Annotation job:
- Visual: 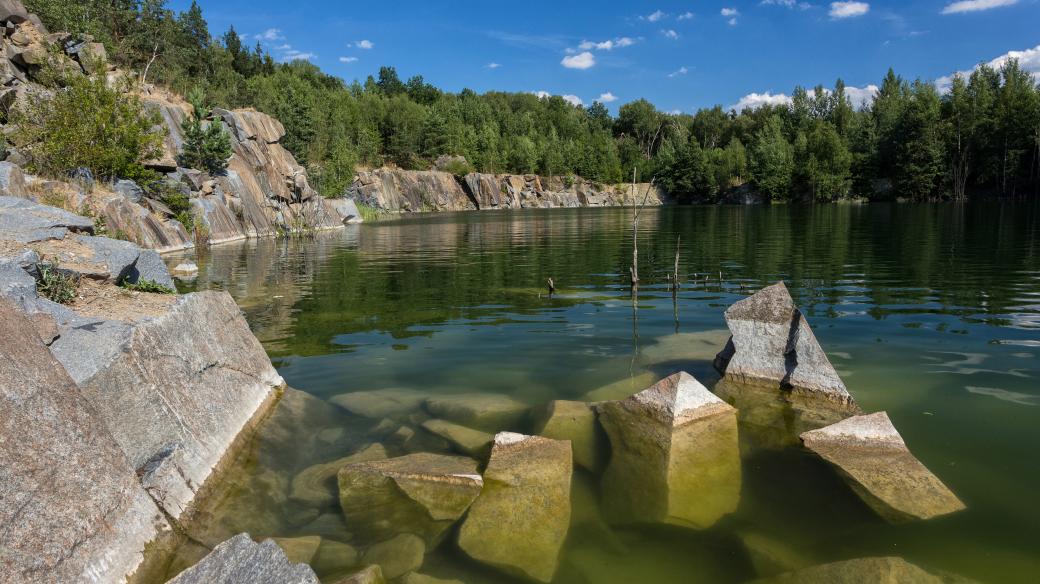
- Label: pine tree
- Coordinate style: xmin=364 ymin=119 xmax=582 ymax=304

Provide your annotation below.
xmin=178 ymin=87 xmax=232 ymax=175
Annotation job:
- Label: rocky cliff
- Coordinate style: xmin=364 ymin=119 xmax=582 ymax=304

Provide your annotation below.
xmin=0 ymin=0 xmax=360 ymax=255
xmin=0 ymin=195 xmax=286 ymax=583
xmin=350 ymin=168 xmax=668 ymax=213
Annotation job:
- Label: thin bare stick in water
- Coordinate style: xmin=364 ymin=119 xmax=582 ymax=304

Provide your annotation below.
xmin=672 ymin=235 xmax=680 ymax=292
xmin=547 ymin=277 xmax=555 ymax=296
xmin=630 ymin=170 xmax=656 ymax=288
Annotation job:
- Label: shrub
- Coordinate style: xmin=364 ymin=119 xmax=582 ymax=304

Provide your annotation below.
xmin=37 ymin=261 xmax=79 ymax=304
xmin=178 ymin=87 xmax=232 ymax=174
xmin=442 ymin=157 xmax=474 ymax=178
xmin=121 ymin=279 xmax=175 ymax=294
xmin=10 ymin=74 xmax=165 ymax=181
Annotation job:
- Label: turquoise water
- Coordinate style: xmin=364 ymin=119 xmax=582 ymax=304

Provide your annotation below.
xmin=161 ymin=204 xmax=1039 ymax=583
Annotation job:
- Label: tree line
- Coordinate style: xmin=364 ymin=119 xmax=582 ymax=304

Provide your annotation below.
xmin=24 ymin=0 xmax=1040 ymax=202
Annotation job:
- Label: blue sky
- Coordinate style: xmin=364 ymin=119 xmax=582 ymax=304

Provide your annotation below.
xmin=170 ymin=0 xmax=1040 ymax=112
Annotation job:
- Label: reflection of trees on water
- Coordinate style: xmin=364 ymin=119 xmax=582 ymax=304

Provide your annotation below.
xmin=181 ymin=203 xmax=1039 ymax=359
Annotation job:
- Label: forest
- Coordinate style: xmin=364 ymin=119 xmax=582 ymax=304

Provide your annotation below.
xmin=24 ymin=0 xmax=1040 ymax=203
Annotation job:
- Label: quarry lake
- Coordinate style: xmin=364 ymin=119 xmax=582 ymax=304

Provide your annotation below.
xmin=159 ymin=203 xmax=1039 ymax=584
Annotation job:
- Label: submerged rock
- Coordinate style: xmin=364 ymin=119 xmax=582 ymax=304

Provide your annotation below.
xmin=714 ymin=282 xmax=859 ymax=413
xmin=360 ymin=533 xmax=425 ymax=579
xmin=597 ymin=371 xmax=741 ymax=528
xmin=333 ymin=565 xmax=386 ymax=584
xmin=582 ymin=370 xmax=658 ymax=402
xmin=421 ymin=418 xmax=493 ymax=457
xmin=330 ymin=387 xmax=427 ymax=419
xmin=311 ymin=539 xmax=361 ymax=576
xmin=400 ymin=573 xmax=464 ymax=584
xmin=290 ymin=443 xmax=389 ymax=507
xmin=168 ymin=533 xmax=319 ymax=584
xmin=270 ymin=535 xmax=322 ymax=564
xmin=457 ymin=432 xmax=573 ymax=583
xmin=800 ymin=412 xmax=966 ymax=523
xmin=753 ymin=556 xmax=945 ymax=584
xmin=338 ymin=453 xmax=483 ymax=547
xmin=423 ymin=393 xmax=529 ymax=431
xmin=533 ymin=400 xmax=605 ymax=471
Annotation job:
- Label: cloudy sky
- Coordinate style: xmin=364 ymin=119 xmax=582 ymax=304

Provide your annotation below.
xmin=171 ymin=0 xmax=1039 ymax=112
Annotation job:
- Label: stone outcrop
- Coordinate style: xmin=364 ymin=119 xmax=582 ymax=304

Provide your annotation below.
xmin=715 ymin=282 xmax=859 ymax=413
xmin=1 ymin=190 xmax=288 ymax=582
xmin=0 ymin=297 xmax=167 ymax=584
xmin=167 ymin=534 xmax=320 ymax=584
xmin=596 ymin=371 xmax=741 ymax=528
xmin=800 ymin=412 xmax=966 ymax=523
xmin=351 ymin=168 xmax=669 ymax=213
xmin=457 ymin=432 xmax=572 ymax=583
xmin=337 ymin=453 xmax=483 ymax=547
xmin=351 ymin=168 xmax=474 ymax=212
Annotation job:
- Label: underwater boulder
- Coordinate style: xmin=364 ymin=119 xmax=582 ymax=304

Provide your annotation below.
xmin=423 ymin=393 xmax=530 ymax=432
xmin=800 ymin=412 xmax=966 ymax=523
xmin=360 ymin=533 xmax=425 ymax=579
xmin=337 ymin=453 xmax=483 ymax=548
xmin=420 ymin=419 xmax=493 ymax=457
xmin=533 ymin=400 xmax=605 ymax=471
xmin=752 ymin=556 xmax=946 ymax=583
xmin=597 ymin=371 xmax=741 ymax=529
xmin=457 ymin=432 xmax=573 ymax=583
xmin=290 ymin=443 xmax=388 ymax=508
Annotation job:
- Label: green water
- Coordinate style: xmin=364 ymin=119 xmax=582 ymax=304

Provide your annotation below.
xmin=161 ymin=204 xmax=1039 ymax=583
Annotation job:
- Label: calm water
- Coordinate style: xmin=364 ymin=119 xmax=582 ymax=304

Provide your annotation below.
xmin=157 ymin=204 xmax=1039 ymax=583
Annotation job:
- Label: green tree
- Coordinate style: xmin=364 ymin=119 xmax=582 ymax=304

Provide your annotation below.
xmin=178 ymin=87 xmax=232 ymax=174
xmin=749 ymin=116 xmax=794 ymax=199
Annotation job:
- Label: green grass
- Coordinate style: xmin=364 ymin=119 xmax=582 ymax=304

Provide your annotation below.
xmin=121 ymin=279 xmax=175 ymax=294
xmin=356 ymin=202 xmax=385 ymax=222
xmin=37 ymin=262 xmax=80 ymax=304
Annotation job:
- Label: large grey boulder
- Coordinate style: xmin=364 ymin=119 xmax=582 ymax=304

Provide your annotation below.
xmin=114 ymin=178 xmax=144 ymax=203
xmin=46 ymin=291 xmax=284 ymax=519
xmin=168 ymin=533 xmax=320 ymax=584
xmin=338 ymin=452 xmax=483 ymax=548
xmin=596 ymin=371 xmax=741 ymax=528
xmin=0 ymin=248 xmax=38 ymax=309
xmin=0 ymin=161 xmax=29 ymax=198
xmin=0 ymin=297 xmax=167 ymax=584
xmin=752 ymin=556 xmax=946 ymax=584
xmin=0 ymin=195 xmax=94 ymax=242
xmin=77 ymin=234 xmax=176 ymax=288
xmin=0 ymin=0 xmax=29 ymax=24
xmin=457 ymin=432 xmax=572 ymax=583
xmin=715 ymin=282 xmax=859 ymax=413
xmin=800 ymin=412 xmax=966 ymax=523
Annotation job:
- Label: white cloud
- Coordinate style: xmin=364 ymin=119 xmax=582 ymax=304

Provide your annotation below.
xmin=728 ymin=83 xmax=881 ymax=111
xmin=645 ymin=10 xmax=666 ymax=22
xmin=668 ymin=66 xmax=689 ymax=78
xmin=578 ymin=37 xmax=637 ymax=51
xmin=534 ymin=90 xmax=552 ymax=99
xmin=844 ymin=84 xmax=880 ymax=108
xmin=941 ymin=0 xmax=1017 ymax=14
xmin=678 ymin=11 xmax=695 ymax=20
xmin=487 ymin=62 xmax=502 ymax=69
xmin=728 ymin=17 xmax=739 ymax=25
xmin=338 ymin=56 xmax=358 ymax=63
xmin=255 ymin=28 xmax=284 ymax=41
xmin=273 ymin=43 xmax=291 ymax=51
xmin=279 ymin=49 xmax=316 ymax=62
xmin=721 ymin=8 xmax=740 ymax=16
xmin=562 ymin=94 xmax=584 ymax=106
xmin=728 ymin=91 xmax=792 ymax=111
xmin=561 ymin=51 xmax=596 ymax=69
xmin=669 ymin=109 xmax=683 ymax=115
xmin=761 ymin=0 xmax=812 ymax=8
xmin=936 ymin=44 xmax=1040 ymax=91
xmin=354 ymin=40 xmax=374 ymax=49
xmin=663 ymin=29 xmax=680 ymax=39
xmin=830 ymin=2 xmax=870 ymax=18
xmin=598 ymin=92 xmax=618 ymax=103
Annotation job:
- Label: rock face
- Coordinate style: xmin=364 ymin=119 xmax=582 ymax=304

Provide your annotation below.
xmin=0 ymin=297 xmax=167 ymax=584
xmin=753 ymin=556 xmax=946 ymax=584
xmin=800 ymin=412 xmax=966 ymax=523
xmin=46 ymin=291 xmax=284 ymax=519
xmin=337 ymin=453 xmax=483 ymax=547
xmin=167 ymin=534 xmax=320 ymax=584
xmin=596 ymin=371 xmax=741 ymax=528
xmin=349 ymin=168 xmax=669 ymax=213
xmin=715 ymin=282 xmax=859 ymax=412
xmin=457 ymin=432 xmax=573 ymax=583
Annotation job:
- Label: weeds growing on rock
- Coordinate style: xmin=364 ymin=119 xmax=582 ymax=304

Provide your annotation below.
xmin=121 ymin=279 xmax=175 ymax=294
xmin=37 ymin=262 xmax=80 ymax=304
xmin=356 ymin=203 xmax=384 ymax=222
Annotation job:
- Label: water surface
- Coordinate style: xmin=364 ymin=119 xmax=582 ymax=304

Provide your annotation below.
xmin=162 ymin=204 xmax=1039 ymax=583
